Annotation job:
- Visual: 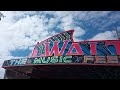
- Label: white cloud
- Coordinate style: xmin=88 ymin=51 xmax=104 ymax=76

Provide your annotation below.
xmin=55 ymin=11 xmax=71 ymax=18
xmin=77 ymin=11 xmax=111 ymax=20
xmin=90 ymin=31 xmax=116 ymax=40
xmin=73 ymin=27 xmax=85 ymax=37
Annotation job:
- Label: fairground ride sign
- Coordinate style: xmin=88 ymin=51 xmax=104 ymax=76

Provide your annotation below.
xmin=2 ymin=30 xmax=120 ymax=67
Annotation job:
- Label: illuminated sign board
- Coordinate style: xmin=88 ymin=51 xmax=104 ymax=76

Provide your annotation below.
xmin=2 ymin=30 xmax=120 ymax=67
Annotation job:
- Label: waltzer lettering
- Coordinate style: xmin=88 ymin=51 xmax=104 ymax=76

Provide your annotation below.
xmin=32 ymin=56 xmax=72 ymax=64
xmin=34 ymin=40 xmax=120 ymax=57
xmin=10 ymin=58 xmax=27 ymax=65
xmin=105 ymin=41 xmax=120 ymax=55
xmin=95 ymin=56 xmax=106 ymax=64
xmin=107 ymin=56 xmax=119 ymax=64
xmin=45 ymin=40 xmax=69 ymax=56
xmin=84 ymin=56 xmax=95 ymax=64
xmin=63 ymin=56 xmax=72 ymax=63
xmin=50 ymin=56 xmax=58 ymax=63
xmin=90 ymin=42 xmax=97 ymax=55
xmin=32 ymin=30 xmax=120 ymax=57
xmin=67 ymin=43 xmax=83 ymax=55
xmin=33 ymin=58 xmax=42 ymax=64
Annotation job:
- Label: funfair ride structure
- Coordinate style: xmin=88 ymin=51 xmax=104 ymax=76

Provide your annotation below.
xmin=2 ymin=30 xmax=120 ymax=79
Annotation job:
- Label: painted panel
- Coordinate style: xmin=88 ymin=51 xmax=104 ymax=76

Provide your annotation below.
xmin=2 ymin=30 xmax=120 ymax=67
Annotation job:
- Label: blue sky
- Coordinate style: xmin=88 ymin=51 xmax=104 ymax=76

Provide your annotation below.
xmin=0 ymin=11 xmax=120 ymax=78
